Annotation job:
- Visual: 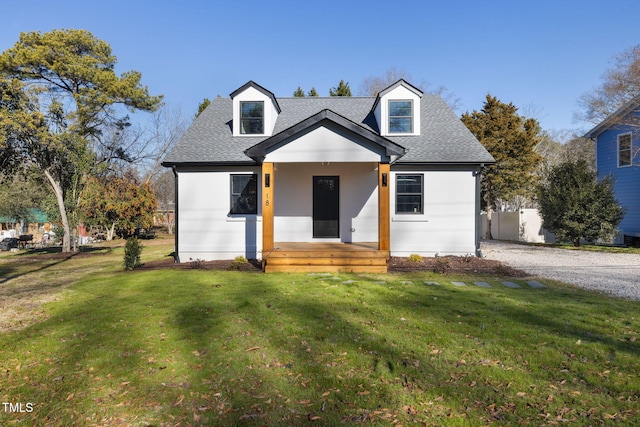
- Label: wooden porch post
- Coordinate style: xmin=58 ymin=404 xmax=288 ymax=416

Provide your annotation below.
xmin=378 ymin=163 xmax=390 ymax=251
xmin=262 ymin=162 xmax=274 ymax=253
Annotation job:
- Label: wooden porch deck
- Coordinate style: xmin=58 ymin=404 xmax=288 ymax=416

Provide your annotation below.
xmin=263 ymin=242 xmax=389 ymax=273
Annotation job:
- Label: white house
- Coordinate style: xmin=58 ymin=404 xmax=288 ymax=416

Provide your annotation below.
xmin=162 ymin=80 xmax=494 ymax=272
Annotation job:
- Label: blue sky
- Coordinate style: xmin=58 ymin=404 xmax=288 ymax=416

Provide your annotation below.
xmin=3 ymin=0 xmax=640 ymax=137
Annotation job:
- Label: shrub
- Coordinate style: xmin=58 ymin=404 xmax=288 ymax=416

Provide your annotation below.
xmin=537 ymin=159 xmax=625 ymax=246
xmin=189 ymin=258 xmax=206 ymax=269
xmin=123 ymin=237 xmax=143 ymax=270
xmin=462 ymin=253 xmax=474 ymax=263
xmin=433 ymin=257 xmax=451 ymax=274
xmin=230 ymin=255 xmax=248 ymax=270
xmin=493 ymin=264 xmax=511 ymax=276
xmin=407 ymin=253 xmax=423 ymax=263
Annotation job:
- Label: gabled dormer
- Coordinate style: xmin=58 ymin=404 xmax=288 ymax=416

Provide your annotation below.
xmin=372 ymin=79 xmax=423 ymax=137
xmin=230 ymin=81 xmax=281 ymax=137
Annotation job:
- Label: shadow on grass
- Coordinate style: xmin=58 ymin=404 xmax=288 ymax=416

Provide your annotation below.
xmin=0 ymin=255 xmax=76 ymax=287
xmin=2 ymin=271 xmax=639 ymax=425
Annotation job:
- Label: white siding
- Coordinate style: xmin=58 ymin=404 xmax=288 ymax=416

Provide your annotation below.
xmin=273 ymin=163 xmax=379 ymax=243
xmin=390 ymin=169 xmax=477 ymax=256
xmin=264 ymin=124 xmax=385 ymax=163
xmin=177 ymin=167 xmax=262 ymax=261
xmin=176 ymin=166 xmax=480 ymax=260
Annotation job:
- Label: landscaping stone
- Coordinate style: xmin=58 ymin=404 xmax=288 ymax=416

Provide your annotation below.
xmin=473 ymin=281 xmax=491 ymax=288
xmin=424 ymin=281 xmax=440 ymax=285
xmin=526 ymin=280 xmax=546 ymax=288
xmin=451 ymin=281 xmax=467 ymax=287
xmin=501 ymin=281 xmax=521 ymax=288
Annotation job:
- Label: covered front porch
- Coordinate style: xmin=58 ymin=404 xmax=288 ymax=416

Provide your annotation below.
xmin=260 ymin=161 xmax=391 ymax=273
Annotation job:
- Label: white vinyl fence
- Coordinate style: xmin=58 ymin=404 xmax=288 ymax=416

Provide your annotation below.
xmin=480 ymin=208 xmax=555 ymax=243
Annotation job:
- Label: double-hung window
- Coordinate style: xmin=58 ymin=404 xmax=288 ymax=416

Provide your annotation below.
xmin=230 ymin=174 xmax=257 ymax=214
xmin=618 ymin=133 xmax=632 ymax=167
xmin=388 ymin=100 xmax=413 ymax=133
xmin=240 ymin=101 xmax=264 ymax=134
xmin=396 ymin=174 xmax=423 ymax=214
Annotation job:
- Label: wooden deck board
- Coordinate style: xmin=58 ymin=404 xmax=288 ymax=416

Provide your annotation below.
xmin=272 ymin=242 xmax=380 ymax=251
xmin=263 ymin=242 xmax=389 ymax=273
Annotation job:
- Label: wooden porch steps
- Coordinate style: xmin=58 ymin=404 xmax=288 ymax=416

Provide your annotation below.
xmin=263 ymin=243 xmax=389 ymax=273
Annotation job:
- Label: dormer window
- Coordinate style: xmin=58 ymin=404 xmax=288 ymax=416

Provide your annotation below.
xmin=231 ymin=82 xmax=280 ymax=137
xmin=389 ymin=100 xmax=413 ymax=133
xmin=240 ymin=101 xmax=264 ymax=134
xmin=372 ymin=80 xmax=422 ymax=137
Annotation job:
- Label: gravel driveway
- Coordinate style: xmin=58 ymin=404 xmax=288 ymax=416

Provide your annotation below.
xmin=481 ymin=240 xmax=640 ymax=300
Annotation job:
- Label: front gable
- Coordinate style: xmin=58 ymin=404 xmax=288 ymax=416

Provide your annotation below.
xmin=245 ymin=109 xmax=406 ymax=163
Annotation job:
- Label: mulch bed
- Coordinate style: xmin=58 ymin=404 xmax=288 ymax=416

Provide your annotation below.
xmin=388 ymin=255 xmax=527 ymax=276
xmin=140 ymin=255 xmax=527 ymax=276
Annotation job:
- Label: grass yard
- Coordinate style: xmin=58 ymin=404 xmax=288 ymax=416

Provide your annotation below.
xmin=0 ymin=239 xmax=638 ymax=426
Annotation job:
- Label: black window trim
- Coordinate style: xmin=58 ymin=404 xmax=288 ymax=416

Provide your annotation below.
xmin=388 ymin=99 xmax=413 ymax=134
xmin=230 ymin=173 xmax=258 ymax=215
xmin=395 ymin=173 xmax=423 ymax=214
xmin=239 ymin=101 xmax=265 ymax=135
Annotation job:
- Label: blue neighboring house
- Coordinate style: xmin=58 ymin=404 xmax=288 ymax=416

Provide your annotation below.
xmin=585 ymin=100 xmax=640 ymax=245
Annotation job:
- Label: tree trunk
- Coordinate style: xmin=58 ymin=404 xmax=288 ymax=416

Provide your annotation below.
xmin=44 ymin=169 xmax=72 ymax=253
xmin=107 ymin=222 xmax=117 ymax=241
xmin=165 ymin=213 xmax=174 ymax=235
xmin=485 ymin=205 xmax=494 ymax=240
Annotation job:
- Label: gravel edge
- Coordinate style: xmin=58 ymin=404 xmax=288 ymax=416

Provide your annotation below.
xmin=480 ymin=240 xmax=640 ymax=301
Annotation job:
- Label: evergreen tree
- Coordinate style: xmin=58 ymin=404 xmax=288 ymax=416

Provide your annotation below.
xmin=293 ymin=87 xmax=305 ymax=97
xmin=329 ymin=80 xmax=351 ymax=96
xmin=196 ymin=98 xmax=211 ymax=117
xmin=537 ymin=160 xmax=625 ymax=246
xmin=461 ymin=95 xmax=542 ymax=238
xmin=307 ymin=87 xmax=319 ymax=97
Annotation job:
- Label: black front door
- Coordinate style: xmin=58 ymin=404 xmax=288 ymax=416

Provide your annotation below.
xmin=313 ymin=176 xmax=339 ymax=238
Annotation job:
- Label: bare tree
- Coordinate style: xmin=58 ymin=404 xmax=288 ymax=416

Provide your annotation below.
xmin=577 ymin=44 xmax=640 ymax=126
xmin=152 ymin=170 xmax=175 ymax=234
xmin=358 ymin=67 xmax=461 ymax=111
xmin=561 ymin=136 xmax=595 ymax=167
xmin=141 ymin=105 xmax=188 ymax=184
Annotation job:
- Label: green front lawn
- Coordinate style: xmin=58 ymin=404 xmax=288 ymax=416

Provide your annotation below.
xmin=0 ymin=242 xmax=638 ymax=426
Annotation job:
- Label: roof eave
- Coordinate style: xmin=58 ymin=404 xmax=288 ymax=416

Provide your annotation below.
xmin=162 ymin=160 xmax=258 ymax=168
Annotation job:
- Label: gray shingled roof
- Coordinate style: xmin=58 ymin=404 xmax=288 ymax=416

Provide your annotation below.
xmin=162 ymin=94 xmax=494 ymax=165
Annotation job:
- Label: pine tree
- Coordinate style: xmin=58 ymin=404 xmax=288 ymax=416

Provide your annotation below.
xmin=329 ymin=80 xmax=351 ymax=96
xmin=307 ymin=87 xmax=319 ymax=97
xmin=196 ymin=98 xmax=211 ymax=117
xmin=461 ymin=95 xmax=542 ymax=238
xmin=293 ymin=87 xmax=305 ymax=97
xmin=537 ymin=160 xmax=625 ymax=246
